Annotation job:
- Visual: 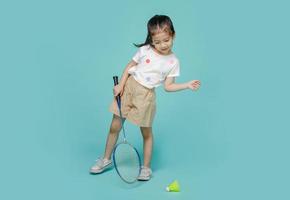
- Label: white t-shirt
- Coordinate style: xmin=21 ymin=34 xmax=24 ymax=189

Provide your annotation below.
xmin=128 ymin=44 xmax=180 ymax=89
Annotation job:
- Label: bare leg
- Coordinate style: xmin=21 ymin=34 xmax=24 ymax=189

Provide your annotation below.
xmin=103 ymin=114 xmax=124 ymax=160
xmin=140 ymin=127 xmax=153 ymax=168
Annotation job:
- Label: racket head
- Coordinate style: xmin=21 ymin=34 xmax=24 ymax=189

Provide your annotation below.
xmin=113 ymin=141 xmax=141 ymax=184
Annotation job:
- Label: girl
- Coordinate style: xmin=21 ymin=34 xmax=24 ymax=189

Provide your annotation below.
xmin=90 ymin=15 xmax=201 ymax=181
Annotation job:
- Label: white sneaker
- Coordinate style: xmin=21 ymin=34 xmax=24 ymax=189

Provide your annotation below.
xmin=90 ymin=158 xmax=112 ymax=174
xmin=137 ymin=166 xmax=152 ymax=181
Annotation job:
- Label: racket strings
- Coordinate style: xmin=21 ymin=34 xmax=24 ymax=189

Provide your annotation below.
xmin=114 ymin=143 xmax=141 ymax=183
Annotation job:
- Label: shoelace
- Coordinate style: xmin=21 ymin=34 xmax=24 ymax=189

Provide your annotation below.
xmin=95 ymin=158 xmax=104 ymax=166
xmin=95 ymin=158 xmax=111 ymax=166
xmin=140 ymin=166 xmax=152 ymax=176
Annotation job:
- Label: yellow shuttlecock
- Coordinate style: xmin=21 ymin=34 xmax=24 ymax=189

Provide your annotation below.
xmin=166 ymin=180 xmax=180 ymax=192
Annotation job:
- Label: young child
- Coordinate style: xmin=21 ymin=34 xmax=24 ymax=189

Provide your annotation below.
xmin=90 ymin=15 xmax=201 ymax=181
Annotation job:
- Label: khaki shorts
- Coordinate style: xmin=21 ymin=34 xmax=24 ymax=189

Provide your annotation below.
xmin=109 ymin=75 xmax=156 ymax=127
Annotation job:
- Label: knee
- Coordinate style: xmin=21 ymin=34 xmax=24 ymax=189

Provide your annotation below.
xmin=110 ymin=121 xmax=121 ymax=134
xmin=141 ymin=127 xmax=153 ymax=140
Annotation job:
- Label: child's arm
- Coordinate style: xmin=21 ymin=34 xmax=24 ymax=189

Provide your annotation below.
xmin=164 ymin=77 xmax=201 ymax=92
xmin=113 ymin=60 xmax=138 ymax=96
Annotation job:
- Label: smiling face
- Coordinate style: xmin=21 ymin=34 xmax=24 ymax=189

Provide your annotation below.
xmin=151 ymin=30 xmax=175 ymax=55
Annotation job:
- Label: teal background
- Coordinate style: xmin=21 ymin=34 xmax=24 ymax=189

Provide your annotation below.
xmin=0 ymin=0 xmax=289 ymax=199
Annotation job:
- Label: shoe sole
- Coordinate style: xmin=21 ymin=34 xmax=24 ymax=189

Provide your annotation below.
xmin=137 ymin=176 xmax=151 ymax=181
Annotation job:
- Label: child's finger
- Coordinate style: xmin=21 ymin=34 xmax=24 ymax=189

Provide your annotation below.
xmin=113 ymin=89 xmax=119 ymax=96
xmin=194 ymin=82 xmax=200 ymax=86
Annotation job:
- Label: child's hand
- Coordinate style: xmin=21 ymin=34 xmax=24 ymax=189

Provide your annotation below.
xmin=187 ymin=80 xmax=201 ymax=91
xmin=113 ymin=84 xmax=124 ymax=96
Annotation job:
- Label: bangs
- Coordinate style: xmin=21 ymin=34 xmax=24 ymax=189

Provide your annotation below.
xmin=149 ymin=24 xmax=174 ymax=36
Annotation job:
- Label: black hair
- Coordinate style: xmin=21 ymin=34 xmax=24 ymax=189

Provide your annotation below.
xmin=134 ymin=15 xmax=175 ymax=48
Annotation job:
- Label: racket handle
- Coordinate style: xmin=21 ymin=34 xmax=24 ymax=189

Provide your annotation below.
xmin=113 ymin=76 xmax=121 ymax=109
xmin=113 ymin=76 xmax=119 ymax=86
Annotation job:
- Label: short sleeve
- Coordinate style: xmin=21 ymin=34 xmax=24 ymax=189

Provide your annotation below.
xmin=167 ymin=60 xmax=180 ymax=77
xmin=132 ymin=47 xmax=142 ymax=63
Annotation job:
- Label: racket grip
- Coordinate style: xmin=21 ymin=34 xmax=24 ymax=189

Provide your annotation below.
xmin=113 ymin=76 xmax=119 ymax=86
xmin=113 ymin=76 xmax=121 ymax=108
